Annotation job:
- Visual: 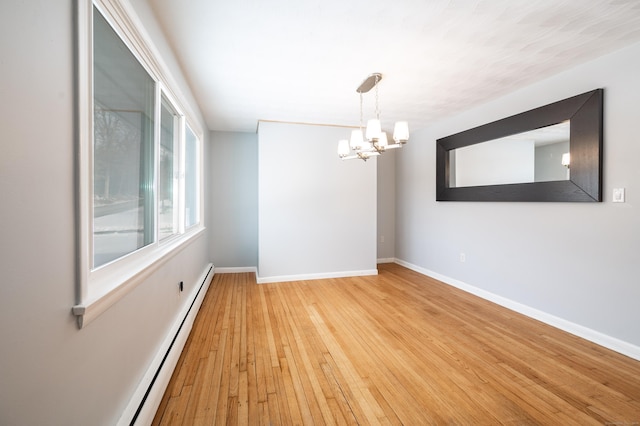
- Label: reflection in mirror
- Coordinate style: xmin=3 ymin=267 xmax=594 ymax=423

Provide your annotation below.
xmin=449 ymin=121 xmax=570 ymax=188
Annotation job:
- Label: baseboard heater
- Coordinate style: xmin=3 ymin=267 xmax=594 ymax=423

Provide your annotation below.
xmin=118 ymin=263 xmax=214 ymax=426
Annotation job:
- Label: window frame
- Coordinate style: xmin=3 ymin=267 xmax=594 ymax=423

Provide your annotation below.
xmin=73 ymin=0 xmax=205 ymax=328
xmin=158 ymin=90 xmax=183 ymax=242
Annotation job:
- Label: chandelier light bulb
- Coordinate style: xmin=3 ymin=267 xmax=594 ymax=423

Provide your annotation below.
xmin=366 ymin=119 xmax=381 ymax=142
xmin=350 ymin=129 xmax=364 ymax=150
xmin=377 ymin=131 xmax=388 ymax=149
xmin=393 ymin=121 xmax=409 ymax=143
xmin=337 ymin=139 xmax=350 ymax=157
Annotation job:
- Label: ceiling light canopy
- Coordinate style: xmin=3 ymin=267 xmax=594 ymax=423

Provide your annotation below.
xmin=337 ymin=73 xmax=409 ymax=161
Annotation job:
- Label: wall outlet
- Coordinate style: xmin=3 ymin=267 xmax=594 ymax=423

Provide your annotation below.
xmin=459 ymin=253 xmax=466 ymax=263
xmin=380 ymin=235 xmax=385 ymax=243
xmin=613 ymin=188 xmax=625 ymax=203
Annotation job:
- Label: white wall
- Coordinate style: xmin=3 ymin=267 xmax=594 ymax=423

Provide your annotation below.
xmin=396 ymin=41 xmax=640 ymax=352
xmin=258 ymin=122 xmax=377 ymax=281
xmin=209 ymin=131 xmax=258 ymax=268
xmin=0 ymin=1 xmax=210 ymax=424
xmin=210 ymin=128 xmax=396 ymax=267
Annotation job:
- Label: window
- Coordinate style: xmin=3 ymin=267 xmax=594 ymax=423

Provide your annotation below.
xmin=73 ymin=2 xmax=204 ymax=328
xmin=159 ymin=95 xmax=180 ymax=240
xmin=93 ymin=9 xmax=155 ymax=268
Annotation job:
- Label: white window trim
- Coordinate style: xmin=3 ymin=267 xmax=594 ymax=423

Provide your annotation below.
xmin=73 ymin=0 xmax=206 ymax=329
xmin=158 ymin=90 xmax=183 ymax=242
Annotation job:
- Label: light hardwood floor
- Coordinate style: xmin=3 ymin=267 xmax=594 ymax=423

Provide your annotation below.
xmin=153 ymin=263 xmax=640 ymax=425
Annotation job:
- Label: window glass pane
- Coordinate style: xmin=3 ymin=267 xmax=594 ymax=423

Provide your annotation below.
xmin=185 ymin=126 xmax=199 ymax=228
xmin=159 ymin=95 xmax=180 ymax=240
xmin=93 ymin=8 xmax=155 ymax=268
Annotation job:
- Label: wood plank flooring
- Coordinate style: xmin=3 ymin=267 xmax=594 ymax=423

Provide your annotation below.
xmin=153 ymin=263 xmax=640 ymax=425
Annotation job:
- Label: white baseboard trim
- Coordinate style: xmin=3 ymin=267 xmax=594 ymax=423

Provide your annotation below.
xmin=394 ymin=258 xmax=640 ymax=362
xmin=377 ymin=258 xmax=395 ymax=264
xmin=215 ymin=266 xmax=258 ymax=274
xmin=256 ymin=268 xmax=378 ymax=284
xmin=118 ymin=263 xmax=215 ymax=425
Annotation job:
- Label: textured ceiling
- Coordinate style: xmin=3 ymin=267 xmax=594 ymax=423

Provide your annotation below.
xmin=147 ymin=0 xmax=640 ymax=133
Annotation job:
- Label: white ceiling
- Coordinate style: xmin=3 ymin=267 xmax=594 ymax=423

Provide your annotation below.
xmin=147 ymin=0 xmax=640 ymax=134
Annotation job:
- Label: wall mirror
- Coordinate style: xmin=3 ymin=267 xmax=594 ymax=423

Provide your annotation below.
xmin=436 ymin=89 xmax=603 ymax=202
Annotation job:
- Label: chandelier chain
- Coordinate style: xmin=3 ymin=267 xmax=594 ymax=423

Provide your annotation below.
xmin=375 ymin=75 xmax=380 ymax=119
xmin=359 ymin=92 xmax=364 ymax=131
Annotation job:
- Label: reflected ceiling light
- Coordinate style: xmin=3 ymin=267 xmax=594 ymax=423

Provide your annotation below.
xmin=337 ymin=73 xmax=409 ymax=161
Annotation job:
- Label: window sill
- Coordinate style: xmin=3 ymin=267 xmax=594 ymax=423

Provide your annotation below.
xmin=72 ymin=226 xmax=206 ymax=329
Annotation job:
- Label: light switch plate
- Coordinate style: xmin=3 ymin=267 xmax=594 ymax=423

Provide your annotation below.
xmin=613 ymin=188 xmax=625 ymax=203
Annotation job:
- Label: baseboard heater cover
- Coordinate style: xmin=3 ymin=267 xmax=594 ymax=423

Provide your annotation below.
xmin=118 ymin=263 xmax=214 ymax=425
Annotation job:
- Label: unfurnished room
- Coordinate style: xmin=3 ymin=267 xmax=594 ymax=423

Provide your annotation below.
xmin=1 ymin=0 xmax=640 ymax=424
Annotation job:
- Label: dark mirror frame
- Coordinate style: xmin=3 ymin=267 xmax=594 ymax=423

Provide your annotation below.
xmin=436 ymin=89 xmax=603 ymax=202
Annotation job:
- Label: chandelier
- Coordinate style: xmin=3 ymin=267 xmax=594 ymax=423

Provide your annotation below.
xmin=337 ymin=73 xmax=409 ymax=161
